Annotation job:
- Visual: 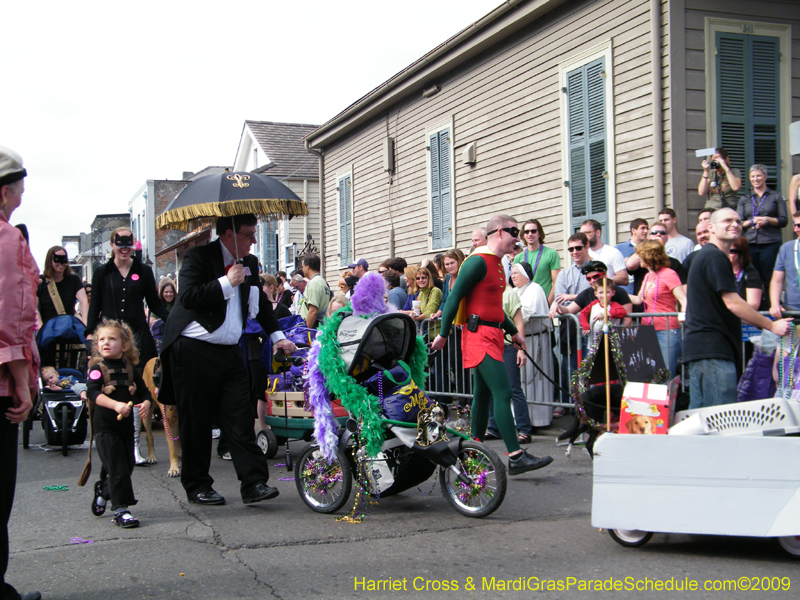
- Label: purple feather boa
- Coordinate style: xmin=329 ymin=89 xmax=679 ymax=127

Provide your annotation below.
xmin=305 ymin=341 xmax=340 ymax=461
xmin=350 ymin=272 xmax=388 ymax=317
xmin=305 ymin=272 xmax=389 ymax=461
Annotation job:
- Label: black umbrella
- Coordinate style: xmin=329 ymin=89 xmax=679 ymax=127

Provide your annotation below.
xmin=156 ymin=171 xmax=308 ymax=232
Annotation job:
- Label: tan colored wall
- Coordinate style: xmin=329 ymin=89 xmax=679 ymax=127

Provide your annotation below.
xmin=320 ymin=0 xmax=664 ymax=278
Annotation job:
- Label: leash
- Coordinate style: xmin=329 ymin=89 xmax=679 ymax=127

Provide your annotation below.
xmin=504 ymin=334 xmax=571 ymax=396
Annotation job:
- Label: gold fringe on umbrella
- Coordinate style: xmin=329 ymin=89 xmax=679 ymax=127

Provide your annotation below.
xmin=156 ymin=198 xmax=309 ymax=231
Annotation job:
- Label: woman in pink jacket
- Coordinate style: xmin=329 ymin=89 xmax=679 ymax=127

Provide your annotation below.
xmin=0 ymin=146 xmax=42 ymax=600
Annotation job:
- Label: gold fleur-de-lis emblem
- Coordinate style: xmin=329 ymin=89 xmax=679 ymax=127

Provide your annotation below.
xmin=227 ymin=174 xmax=250 ymax=188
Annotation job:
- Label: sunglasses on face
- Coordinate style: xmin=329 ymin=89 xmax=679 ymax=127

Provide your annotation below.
xmin=793 ymin=223 xmax=800 ymax=229
xmin=415 ymin=276 xmax=428 ymax=281
xmin=567 ymin=245 xmax=584 ymax=253
xmin=586 ymin=273 xmax=604 ymax=282
xmin=650 ymin=230 xmax=667 ymax=236
xmin=729 ymin=249 xmax=741 ymax=255
xmin=52 ymin=254 xmax=68 ymax=264
xmin=487 ymin=226 xmax=520 ymax=238
xmin=523 ymin=229 xmax=538 ymax=235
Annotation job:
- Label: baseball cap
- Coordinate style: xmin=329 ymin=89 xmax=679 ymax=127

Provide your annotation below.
xmin=0 ymin=146 xmax=27 ymax=188
xmin=348 ymin=258 xmax=369 ymax=270
xmin=580 ymin=260 xmax=608 ymax=275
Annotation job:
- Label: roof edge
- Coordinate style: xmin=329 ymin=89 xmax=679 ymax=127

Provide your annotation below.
xmin=305 ymin=0 xmax=567 ymax=150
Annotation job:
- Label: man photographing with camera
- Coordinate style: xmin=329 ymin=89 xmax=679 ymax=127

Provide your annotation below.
xmin=698 ymin=147 xmax=742 ymax=210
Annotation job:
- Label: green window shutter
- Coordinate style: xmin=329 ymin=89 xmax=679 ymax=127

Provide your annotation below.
xmin=567 ymin=57 xmax=607 ymax=238
xmin=716 ymin=32 xmax=780 ymax=192
xmin=338 ymin=175 xmax=353 ymax=267
xmin=430 ymin=129 xmax=453 ymax=250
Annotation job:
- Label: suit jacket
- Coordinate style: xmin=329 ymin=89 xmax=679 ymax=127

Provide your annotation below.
xmin=159 ymin=239 xmax=280 ymax=404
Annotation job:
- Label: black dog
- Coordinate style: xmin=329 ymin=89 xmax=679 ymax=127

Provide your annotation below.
xmin=558 ymin=382 xmax=623 ymax=458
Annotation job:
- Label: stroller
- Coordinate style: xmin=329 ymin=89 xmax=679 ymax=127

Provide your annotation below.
xmin=297 ymin=309 xmax=507 ymax=519
xmin=23 ymin=315 xmax=89 ymax=455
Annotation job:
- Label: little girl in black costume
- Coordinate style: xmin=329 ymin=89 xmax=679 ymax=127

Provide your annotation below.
xmin=87 ymin=319 xmax=151 ymax=528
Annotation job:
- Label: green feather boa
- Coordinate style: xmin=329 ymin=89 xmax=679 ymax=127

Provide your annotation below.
xmin=315 ymin=308 xmax=429 ymax=457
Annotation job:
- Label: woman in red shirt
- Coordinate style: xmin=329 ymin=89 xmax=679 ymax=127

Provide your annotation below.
xmin=630 ymin=240 xmax=687 ymax=377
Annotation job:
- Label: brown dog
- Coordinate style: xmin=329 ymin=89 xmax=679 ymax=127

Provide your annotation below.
xmin=625 ymin=414 xmax=654 ymax=435
xmin=143 ymin=357 xmax=182 ymax=477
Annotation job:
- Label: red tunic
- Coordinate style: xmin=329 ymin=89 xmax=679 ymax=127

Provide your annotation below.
xmin=461 ymin=252 xmax=507 ymax=368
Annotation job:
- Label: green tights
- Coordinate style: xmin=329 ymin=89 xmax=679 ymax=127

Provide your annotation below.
xmin=471 ymin=355 xmax=520 ymax=454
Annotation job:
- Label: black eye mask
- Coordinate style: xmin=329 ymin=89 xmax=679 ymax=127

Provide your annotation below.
xmin=52 ymin=254 xmax=68 ymax=264
xmin=114 ymin=234 xmax=134 ymax=248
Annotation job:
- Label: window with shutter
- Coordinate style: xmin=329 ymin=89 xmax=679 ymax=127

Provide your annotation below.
xmin=716 ymin=32 xmax=780 ymax=192
xmin=259 ymin=218 xmax=278 ymax=274
xmin=338 ymin=174 xmax=353 ymax=267
xmin=566 ymin=57 xmax=608 ymax=239
xmin=428 ymin=127 xmax=453 ymax=250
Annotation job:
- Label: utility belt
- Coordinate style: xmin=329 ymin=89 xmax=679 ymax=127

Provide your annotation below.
xmin=466 ymin=314 xmax=503 ymax=332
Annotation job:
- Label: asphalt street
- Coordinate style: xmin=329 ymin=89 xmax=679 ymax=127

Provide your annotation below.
xmin=7 ymin=418 xmax=797 ymax=600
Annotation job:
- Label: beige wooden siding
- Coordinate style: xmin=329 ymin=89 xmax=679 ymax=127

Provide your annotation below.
xmin=682 ymin=0 xmax=800 ymax=229
xmin=321 ymin=0 xmax=662 ymax=278
xmin=281 ymin=179 xmax=320 ymax=263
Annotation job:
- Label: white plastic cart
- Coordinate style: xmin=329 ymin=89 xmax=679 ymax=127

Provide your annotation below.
xmin=591 ymin=398 xmax=800 ymax=558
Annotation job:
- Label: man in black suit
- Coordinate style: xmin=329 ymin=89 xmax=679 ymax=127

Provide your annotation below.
xmin=159 ymin=214 xmax=296 ymax=505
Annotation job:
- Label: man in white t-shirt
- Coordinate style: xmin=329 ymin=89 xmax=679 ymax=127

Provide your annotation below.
xmin=659 ymin=207 xmax=695 ymax=262
xmin=579 ymin=219 xmax=628 ymax=287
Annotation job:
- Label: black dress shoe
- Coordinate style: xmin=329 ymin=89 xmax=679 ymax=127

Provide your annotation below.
xmin=242 ymin=482 xmax=279 ymax=504
xmin=188 ymin=490 xmax=226 ymax=505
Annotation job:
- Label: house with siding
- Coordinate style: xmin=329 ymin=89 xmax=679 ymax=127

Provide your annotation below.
xmin=304 ymin=0 xmax=799 ymax=281
xmin=233 ymin=121 xmax=320 ymax=274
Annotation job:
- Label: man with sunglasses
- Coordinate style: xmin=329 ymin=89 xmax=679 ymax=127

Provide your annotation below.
xmin=625 ymin=225 xmax=686 ymax=296
xmin=513 ymin=219 xmax=561 ymax=304
xmin=432 ymin=214 xmax=553 ymax=476
xmin=769 ymin=211 xmax=800 ymax=319
xmin=551 ymin=232 xmax=592 ymax=313
xmin=550 ymin=232 xmax=593 ymax=402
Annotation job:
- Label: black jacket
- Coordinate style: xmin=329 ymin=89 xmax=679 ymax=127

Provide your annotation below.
xmin=159 ymin=240 xmax=280 ymax=404
xmin=87 ymin=256 xmax=167 ymax=363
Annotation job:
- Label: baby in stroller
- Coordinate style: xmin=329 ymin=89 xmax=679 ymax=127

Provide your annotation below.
xmin=41 ymin=366 xmax=85 ymax=395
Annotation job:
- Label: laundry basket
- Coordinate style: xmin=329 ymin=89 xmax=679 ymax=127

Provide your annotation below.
xmin=671 ymin=398 xmax=800 ymax=436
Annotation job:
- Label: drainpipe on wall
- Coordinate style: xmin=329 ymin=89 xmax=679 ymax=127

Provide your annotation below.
xmin=651 ymin=0 xmax=664 ymax=215
xmin=307 ymin=146 xmax=325 ymax=278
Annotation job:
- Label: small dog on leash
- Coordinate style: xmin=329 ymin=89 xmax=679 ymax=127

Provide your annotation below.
xmin=558 ymin=382 xmax=624 ymax=458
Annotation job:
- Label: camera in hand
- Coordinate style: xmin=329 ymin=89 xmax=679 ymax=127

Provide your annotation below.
xmin=709 ymin=160 xmax=720 ymax=169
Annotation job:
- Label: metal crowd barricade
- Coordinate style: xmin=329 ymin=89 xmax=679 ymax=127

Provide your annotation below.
xmin=416 ymin=314 xmax=585 ymax=415
xmin=409 ymin=309 xmax=791 ymax=414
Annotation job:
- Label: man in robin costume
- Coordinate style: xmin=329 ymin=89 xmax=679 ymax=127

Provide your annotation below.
xmin=431 ymin=214 xmax=553 ymax=475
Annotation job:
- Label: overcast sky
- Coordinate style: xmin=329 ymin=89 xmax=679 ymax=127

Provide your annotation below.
xmin=5 ymin=0 xmax=501 ymax=268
